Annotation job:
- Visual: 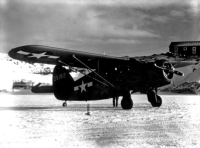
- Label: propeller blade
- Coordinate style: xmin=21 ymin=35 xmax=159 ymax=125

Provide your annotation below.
xmin=154 ymin=63 xmax=166 ymax=70
xmin=174 ymin=70 xmax=184 ymax=76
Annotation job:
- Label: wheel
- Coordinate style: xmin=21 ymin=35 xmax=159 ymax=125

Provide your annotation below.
xmin=147 ymin=89 xmax=159 ymax=107
xmin=121 ymin=92 xmax=133 ymax=110
xmin=147 ymin=89 xmax=156 ymax=103
xmin=148 ymin=94 xmax=162 ymax=107
xmin=155 ymin=95 xmax=162 ymax=107
xmin=150 ymin=100 xmax=158 ymax=107
xmin=121 ymin=98 xmax=133 ymax=109
xmin=62 ymin=102 xmax=67 ymax=107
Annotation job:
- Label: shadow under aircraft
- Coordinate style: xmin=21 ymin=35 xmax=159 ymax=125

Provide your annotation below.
xmin=9 ymin=45 xmax=185 ymax=109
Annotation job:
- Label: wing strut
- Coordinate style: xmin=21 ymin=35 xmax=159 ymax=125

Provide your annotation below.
xmin=72 ymin=55 xmax=115 ymax=88
xmin=58 ymin=60 xmax=109 ymax=87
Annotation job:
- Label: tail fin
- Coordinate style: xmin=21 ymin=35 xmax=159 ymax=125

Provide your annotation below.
xmin=53 ymin=65 xmax=74 ymax=100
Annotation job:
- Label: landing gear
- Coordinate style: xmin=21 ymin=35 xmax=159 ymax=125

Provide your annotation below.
xmin=156 ymin=95 xmax=162 ymax=107
xmin=121 ymin=92 xmax=133 ymax=110
xmin=147 ymin=89 xmax=162 ymax=107
xmin=62 ymin=101 xmax=67 ymax=107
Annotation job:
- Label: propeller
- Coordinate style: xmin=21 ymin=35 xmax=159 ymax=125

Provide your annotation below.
xmin=154 ymin=61 xmax=184 ymax=79
xmin=173 ymin=70 xmax=184 ymax=76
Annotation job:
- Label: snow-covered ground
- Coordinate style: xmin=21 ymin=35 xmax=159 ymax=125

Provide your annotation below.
xmin=0 ymin=94 xmax=199 ymax=148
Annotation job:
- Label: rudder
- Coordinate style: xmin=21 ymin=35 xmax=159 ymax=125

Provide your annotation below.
xmin=53 ymin=65 xmax=74 ymax=100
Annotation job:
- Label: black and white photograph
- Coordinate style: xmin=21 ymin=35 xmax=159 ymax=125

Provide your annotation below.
xmin=0 ymin=0 xmax=200 ymax=147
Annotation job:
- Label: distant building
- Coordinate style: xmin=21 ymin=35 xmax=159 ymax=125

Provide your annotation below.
xmin=12 ymin=80 xmax=33 ymax=90
xmin=169 ymin=41 xmax=200 ymax=56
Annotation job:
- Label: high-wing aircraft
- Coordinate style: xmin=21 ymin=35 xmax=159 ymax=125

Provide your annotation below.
xmin=9 ymin=45 xmax=184 ymax=109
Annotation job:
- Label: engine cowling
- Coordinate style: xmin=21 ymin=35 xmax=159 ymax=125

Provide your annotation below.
xmin=53 ymin=65 xmax=74 ymax=100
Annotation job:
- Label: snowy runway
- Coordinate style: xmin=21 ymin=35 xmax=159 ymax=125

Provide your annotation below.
xmin=0 ymin=94 xmax=200 ymax=148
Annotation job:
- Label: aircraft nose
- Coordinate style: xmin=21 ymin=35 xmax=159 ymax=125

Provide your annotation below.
xmin=154 ymin=60 xmax=184 ymax=79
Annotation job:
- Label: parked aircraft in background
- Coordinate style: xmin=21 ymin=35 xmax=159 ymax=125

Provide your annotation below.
xmin=9 ymin=45 xmax=184 ymax=109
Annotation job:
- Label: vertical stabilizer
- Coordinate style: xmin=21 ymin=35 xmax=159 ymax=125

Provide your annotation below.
xmin=53 ymin=65 xmax=74 ymax=100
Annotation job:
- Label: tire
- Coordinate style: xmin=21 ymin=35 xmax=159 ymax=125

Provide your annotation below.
xmin=147 ymin=89 xmax=156 ymax=103
xmin=147 ymin=89 xmax=158 ymax=107
xmin=151 ymin=100 xmax=158 ymax=107
xmin=121 ymin=98 xmax=133 ymax=109
xmin=155 ymin=95 xmax=162 ymax=107
xmin=121 ymin=92 xmax=133 ymax=110
xmin=62 ymin=102 xmax=67 ymax=107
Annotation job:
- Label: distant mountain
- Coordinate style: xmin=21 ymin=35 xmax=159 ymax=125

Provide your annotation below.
xmin=161 ymin=82 xmax=200 ymax=95
xmin=1 ymin=52 xmax=54 ymax=74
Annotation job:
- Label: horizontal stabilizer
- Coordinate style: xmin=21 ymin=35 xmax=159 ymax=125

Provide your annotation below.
xmin=31 ymin=83 xmax=54 ymax=93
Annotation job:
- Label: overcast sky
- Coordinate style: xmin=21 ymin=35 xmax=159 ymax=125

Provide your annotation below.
xmin=1 ymin=0 xmax=200 ymax=56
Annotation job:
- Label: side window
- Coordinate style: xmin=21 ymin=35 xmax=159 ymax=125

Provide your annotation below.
xmin=192 ymin=47 xmax=196 ymax=54
xmin=174 ymin=47 xmax=178 ymax=54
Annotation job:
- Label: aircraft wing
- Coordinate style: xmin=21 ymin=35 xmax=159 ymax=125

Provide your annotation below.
xmin=8 ymin=45 xmax=128 ymax=69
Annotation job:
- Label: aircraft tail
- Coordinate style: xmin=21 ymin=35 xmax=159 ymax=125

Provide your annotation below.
xmin=53 ymin=65 xmax=74 ymax=100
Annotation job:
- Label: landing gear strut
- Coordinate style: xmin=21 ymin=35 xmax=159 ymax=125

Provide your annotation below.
xmin=147 ymin=89 xmax=162 ymax=107
xmin=63 ymin=101 xmax=67 ymax=107
xmin=121 ymin=91 xmax=133 ymax=110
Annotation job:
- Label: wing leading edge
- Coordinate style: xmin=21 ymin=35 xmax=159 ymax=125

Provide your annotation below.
xmin=8 ymin=45 xmax=129 ymax=69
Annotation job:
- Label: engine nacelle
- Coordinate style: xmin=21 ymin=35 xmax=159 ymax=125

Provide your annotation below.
xmin=53 ymin=65 xmax=74 ymax=101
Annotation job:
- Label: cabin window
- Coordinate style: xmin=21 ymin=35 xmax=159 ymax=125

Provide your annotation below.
xmin=183 ymin=47 xmax=187 ymax=51
xmin=174 ymin=47 xmax=178 ymax=54
xmin=192 ymin=47 xmax=196 ymax=54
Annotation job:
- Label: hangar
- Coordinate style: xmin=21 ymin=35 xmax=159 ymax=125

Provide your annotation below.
xmin=169 ymin=41 xmax=200 ymax=56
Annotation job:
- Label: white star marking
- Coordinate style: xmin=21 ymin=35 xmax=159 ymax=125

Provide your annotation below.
xmin=17 ymin=51 xmax=60 ymax=59
xmin=79 ymin=81 xmax=87 ymax=93
xmin=28 ymin=52 xmax=48 ymax=59
xmin=74 ymin=81 xmax=93 ymax=93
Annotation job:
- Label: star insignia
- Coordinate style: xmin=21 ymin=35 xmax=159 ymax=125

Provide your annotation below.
xmin=28 ymin=52 xmax=48 ymax=59
xmin=74 ymin=81 xmax=93 ymax=93
xmin=79 ymin=81 xmax=87 ymax=93
xmin=17 ymin=51 xmax=59 ymax=59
